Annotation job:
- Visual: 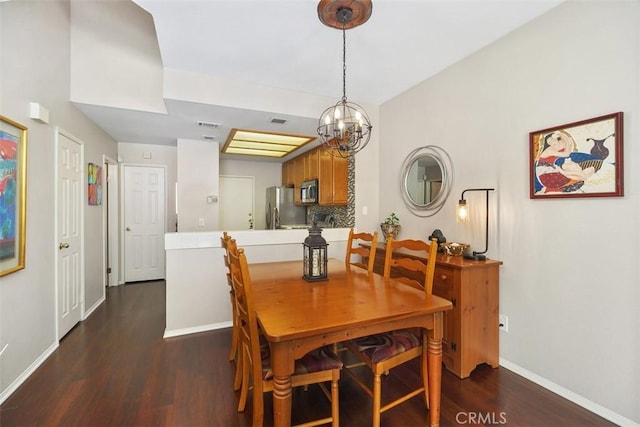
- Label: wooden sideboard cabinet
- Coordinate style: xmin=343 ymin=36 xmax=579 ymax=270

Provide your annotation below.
xmin=364 ymin=243 xmax=502 ymax=378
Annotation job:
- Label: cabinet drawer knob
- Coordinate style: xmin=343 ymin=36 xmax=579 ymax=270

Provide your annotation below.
xmin=440 ymin=274 xmax=448 ymax=281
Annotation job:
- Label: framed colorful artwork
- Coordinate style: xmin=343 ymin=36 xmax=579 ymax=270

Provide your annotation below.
xmin=88 ymin=162 xmax=102 ymax=205
xmin=529 ymin=112 xmax=623 ymax=199
xmin=0 ymin=115 xmax=28 ymax=277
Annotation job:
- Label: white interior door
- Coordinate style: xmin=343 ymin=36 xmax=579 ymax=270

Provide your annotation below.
xmin=56 ymin=129 xmax=84 ymax=339
xmin=219 ymin=175 xmax=254 ymax=230
xmin=123 ymin=165 xmax=166 ymax=282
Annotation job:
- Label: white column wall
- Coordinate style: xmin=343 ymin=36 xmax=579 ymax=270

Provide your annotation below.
xmin=176 ymin=139 xmax=219 ymax=231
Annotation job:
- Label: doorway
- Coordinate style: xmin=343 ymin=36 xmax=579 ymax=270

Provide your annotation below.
xmin=55 ymin=128 xmax=84 ymax=339
xmin=123 ymin=165 xmax=166 ymax=282
xmin=219 ymin=175 xmax=255 ymax=230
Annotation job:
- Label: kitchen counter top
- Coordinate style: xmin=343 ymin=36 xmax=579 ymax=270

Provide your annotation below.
xmin=164 ymin=227 xmax=350 ymax=250
xmin=276 ymin=224 xmax=310 ymax=230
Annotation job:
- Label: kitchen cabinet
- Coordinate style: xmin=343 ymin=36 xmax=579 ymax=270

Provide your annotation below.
xmin=282 ymin=160 xmax=293 ymax=187
xmin=318 ymin=148 xmax=347 ymax=205
xmin=332 ymin=154 xmax=347 ymax=204
xmin=291 ymin=155 xmax=305 ymax=204
xmin=283 ymin=146 xmax=347 ymax=206
xmin=364 ymin=243 xmax=502 ymax=378
xmin=304 ymin=149 xmax=318 ymax=180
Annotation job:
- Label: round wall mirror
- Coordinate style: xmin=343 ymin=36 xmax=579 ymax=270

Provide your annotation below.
xmin=400 ymin=146 xmax=454 ymax=217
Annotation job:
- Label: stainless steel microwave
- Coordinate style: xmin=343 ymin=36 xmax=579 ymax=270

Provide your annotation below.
xmin=300 ymin=179 xmax=318 ymax=204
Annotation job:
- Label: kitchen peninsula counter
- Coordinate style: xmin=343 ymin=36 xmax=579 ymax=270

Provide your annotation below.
xmin=164 ymin=228 xmax=350 ymax=338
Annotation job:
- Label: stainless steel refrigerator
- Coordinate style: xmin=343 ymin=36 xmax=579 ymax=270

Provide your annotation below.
xmin=265 ymin=186 xmax=307 ymax=229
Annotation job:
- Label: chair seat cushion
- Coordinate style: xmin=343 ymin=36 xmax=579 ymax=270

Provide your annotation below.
xmin=349 ymin=329 xmax=421 ymax=364
xmin=261 ymin=344 xmax=342 ymax=380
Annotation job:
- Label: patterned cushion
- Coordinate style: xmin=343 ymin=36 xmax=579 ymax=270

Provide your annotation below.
xmin=261 ymin=344 xmax=342 ymax=380
xmin=350 ymin=329 xmax=421 ymax=364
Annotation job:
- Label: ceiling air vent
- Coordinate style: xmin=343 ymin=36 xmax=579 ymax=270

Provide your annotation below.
xmin=197 ymin=121 xmax=220 ymax=128
xmin=270 ymin=117 xmax=287 ymax=125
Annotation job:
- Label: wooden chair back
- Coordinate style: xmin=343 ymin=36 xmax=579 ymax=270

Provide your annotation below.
xmin=226 ymin=240 xmax=262 ymax=415
xmin=221 ymin=231 xmax=233 ymax=287
xmin=345 ymin=228 xmax=379 ymax=273
xmin=382 ymin=236 xmax=438 ymax=295
xmin=221 ymin=232 xmax=242 ymax=389
xmin=228 ymin=243 xmax=257 ymax=357
xmin=228 ymin=239 xmax=341 ymax=427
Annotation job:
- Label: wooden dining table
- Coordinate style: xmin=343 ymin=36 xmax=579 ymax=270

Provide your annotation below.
xmin=249 ymin=258 xmax=453 ymax=427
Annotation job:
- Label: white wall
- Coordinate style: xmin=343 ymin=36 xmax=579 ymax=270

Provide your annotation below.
xmin=70 ymin=0 xmax=166 ymax=114
xmin=379 ymin=2 xmax=639 ymax=424
xmin=176 ymin=139 xmax=219 ymax=231
xmin=0 ymin=0 xmax=117 ymax=400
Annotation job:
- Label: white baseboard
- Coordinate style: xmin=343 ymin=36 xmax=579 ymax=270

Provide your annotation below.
xmin=0 ymin=341 xmax=59 ymax=405
xmin=499 ymin=358 xmax=638 ymax=427
xmin=83 ymin=295 xmax=105 ymax=320
xmin=163 ymin=320 xmax=232 ymax=338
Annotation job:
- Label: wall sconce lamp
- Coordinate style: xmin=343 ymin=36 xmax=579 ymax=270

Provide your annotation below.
xmin=456 ymin=188 xmax=495 ymax=261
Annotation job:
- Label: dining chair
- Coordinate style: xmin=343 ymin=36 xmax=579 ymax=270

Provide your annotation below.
xmin=342 ymin=236 xmax=439 ymax=427
xmin=337 ymin=228 xmax=379 ymax=355
xmin=228 ymin=240 xmax=342 ymax=427
xmin=221 ymin=232 xmax=242 ymax=391
xmin=345 ymin=228 xmax=379 ymax=273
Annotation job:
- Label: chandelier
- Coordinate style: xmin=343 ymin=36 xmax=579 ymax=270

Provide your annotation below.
xmin=317 ymin=0 xmax=373 ymax=156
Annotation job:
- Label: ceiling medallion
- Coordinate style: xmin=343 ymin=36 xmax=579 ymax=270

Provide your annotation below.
xmin=316 ymin=0 xmax=373 ymax=157
xmin=317 ymin=0 xmax=372 ymax=29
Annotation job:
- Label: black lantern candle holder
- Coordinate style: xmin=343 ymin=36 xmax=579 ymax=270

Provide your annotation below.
xmin=302 ymin=222 xmax=328 ymax=282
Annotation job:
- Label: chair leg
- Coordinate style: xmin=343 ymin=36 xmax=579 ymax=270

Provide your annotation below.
xmin=421 ymin=352 xmax=430 ymax=409
xmin=237 ymin=347 xmax=250 ymax=412
xmin=233 ymin=339 xmax=243 ymax=391
xmin=229 ymin=324 xmax=238 ymax=361
xmin=372 ymin=373 xmax=382 ymax=427
xmin=331 ymin=372 xmax=340 ymax=427
xmin=228 ymin=292 xmax=236 ymax=361
xmin=252 ymin=377 xmax=264 ymax=427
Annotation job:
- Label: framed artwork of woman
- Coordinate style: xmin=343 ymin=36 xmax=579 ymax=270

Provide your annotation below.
xmin=529 ymin=112 xmax=623 ymax=199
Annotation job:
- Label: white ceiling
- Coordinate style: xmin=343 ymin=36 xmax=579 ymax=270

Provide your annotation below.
xmin=77 ymin=0 xmax=563 ymax=160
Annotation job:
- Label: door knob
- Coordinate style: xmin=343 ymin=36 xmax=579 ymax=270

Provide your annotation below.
xmin=59 ymin=242 xmax=70 ymax=250
xmin=126 ymin=226 xmax=131 ymax=231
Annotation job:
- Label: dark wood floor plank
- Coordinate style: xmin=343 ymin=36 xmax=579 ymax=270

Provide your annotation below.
xmin=0 ymin=281 xmax=615 ymax=426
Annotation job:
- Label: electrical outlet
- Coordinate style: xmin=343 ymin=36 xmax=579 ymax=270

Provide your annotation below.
xmin=499 ymin=314 xmax=508 ymax=333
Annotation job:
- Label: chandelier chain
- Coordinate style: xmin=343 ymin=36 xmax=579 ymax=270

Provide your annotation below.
xmin=342 ymin=22 xmax=347 ymax=102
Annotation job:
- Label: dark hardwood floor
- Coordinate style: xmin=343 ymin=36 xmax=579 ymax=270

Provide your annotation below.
xmin=1 ymin=281 xmax=615 ymax=426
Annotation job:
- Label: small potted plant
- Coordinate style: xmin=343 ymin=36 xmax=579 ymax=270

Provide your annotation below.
xmin=380 ymin=212 xmax=401 ymax=242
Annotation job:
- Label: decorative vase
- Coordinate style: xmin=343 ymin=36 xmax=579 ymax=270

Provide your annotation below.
xmin=380 ymin=223 xmax=401 ymax=242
